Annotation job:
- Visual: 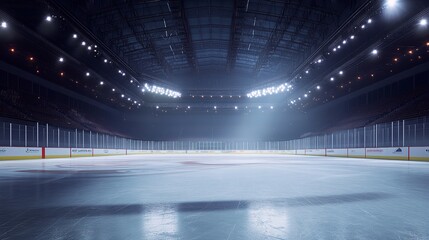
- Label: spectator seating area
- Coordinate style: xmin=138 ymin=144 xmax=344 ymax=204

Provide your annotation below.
xmin=0 ymin=89 xmax=128 ymax=137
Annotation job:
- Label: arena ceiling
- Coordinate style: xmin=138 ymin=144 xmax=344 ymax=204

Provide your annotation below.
xmin=1 ymin=0 xmax=429 ymax=112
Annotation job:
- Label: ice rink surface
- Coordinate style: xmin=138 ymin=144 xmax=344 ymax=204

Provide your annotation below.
xmin=0 ymin=154 xmax=429 ymax=240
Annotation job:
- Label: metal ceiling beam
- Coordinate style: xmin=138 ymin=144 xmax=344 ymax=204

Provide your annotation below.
xmin=252 ymin=0 xmax=305 ymax=76
xmin=169 ymin=0 xmax=199 ymax=73
xmin=115 ymin=0 xmax=172 ymax=76
xmin=226 ymin=0 xmax=246 ymax=72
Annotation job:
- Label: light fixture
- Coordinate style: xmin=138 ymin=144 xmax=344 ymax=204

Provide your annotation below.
xmin=420 ymin=19 xmax=428 ymax=26
xmin=270 ymin=106 xmax=274 ymax=109
xmin=86 ymin=72 xmax=90 ymax=76
xmin=350 ymin=35 xmax=355 ymax=40
xmin=246 ymin=83 xmax=291 ymax=98
xmin=58 ymin=57 xmax=64 ymax=62
xmin=121 ymin=94 xmax=124 ymax=98
xmin=81 ymin=41 xmax=86 ymax=46
xmin=1 ymin=21 xmax=7 ymax=28
xmin=333 ymin=48 xmax=337 ymax=52
xmin=304 ymin=94 xmax=308 ymax=98
xmin=130 ymin=80 xmax=133 ymax=83
xmin=317 ymin=59 xmax=322 ymax=63
xmin=100 ymin=81 xmax=104 ymax=85
xmin=234 ymin=106 xmax=238 ymax=110
xmin=368 ymin=19 xmax=372 ymax=24
xmin=104 ymin=59 xmax=108 ymax=63
xmin=361 ymin=24 xmax=366 ymax=29
xmin=386 ymin=0 xmax=397 ymax=8
xmin=371 ymin=49 xmax=378 ymax=55
xmin=214 ymin=106 xmax=217 ymax=109
xmin=87 ymin=46 xmax=92 ymax=50
xmin=128 ymin=98 xmax=131 ymax=101
xmin=258 ymin=106 xmax=262 ymax=109
xmin=46 ymin=16 xmax=52 ymax=22
xmin=122 ymin=73 xmax=126 ymax=76
xmin=343 ymin=40 xmax=347 ymax=44
xmin=73 ymin=34 xmax=77 ymax=38
xmin=305 ymin=70 xmax=309 ymax=74
xmin=316 ymin=85 xmax=321 ymax=90
xmin=143 ymin=83 xmax=182 ymax=98
xmin=330 ymin=77 xmax=335 ymax=81
xmin=112 ymin=88 xmax=115 ymax=92
xmin=339 ymin=71 xmax=344 ymax=75
xmin=156 ymin=106 xmax=159 ymax=109
xmin=187 ymin=106 xmax=191 ymax=109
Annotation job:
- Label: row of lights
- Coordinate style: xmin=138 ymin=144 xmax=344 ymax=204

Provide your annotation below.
xmin=246 ymin=83 xmax=293 ymax=98
xmin=42 ymin=13 xmax=182 ymax=101
xmin=288 ymin=0 xmax=429 ymax=106
xmin=155 ymin=105 xmax=275 ymax=110
xmin=144 ymin=83 xmax=181 ymax=98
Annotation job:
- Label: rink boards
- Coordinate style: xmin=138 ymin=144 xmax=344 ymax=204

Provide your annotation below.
xmin=0 ymin=146 xmax=429 ymax=161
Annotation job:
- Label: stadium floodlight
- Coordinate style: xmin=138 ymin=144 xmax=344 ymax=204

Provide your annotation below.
xmin=317 ymin=59 xmax=322 ymax=63
xmin=214 ymin=106 xmax=217 ymax=109
xmin=258 ymin=106 xmax=262 ymax=109
xmin=100 ymin=81 xmax=104 ymax=85
xmin=270 ymin=106 xmax=274 ymax=109
xmin=46 ymin=16 xmax=52 ymax=22
xmin=339 ymin=71 xmax=344 ymax=75
xmin=386 ymin=0 xmax=397 ymax=8
xmin=368 ymin=19 xmax=372 ymax=24
xmin=350 ymin=35 xmax=355 ymax=39
xmin=72 ymin=34 xmax=77 ymax=38
xmin=112 ymin=88 xmax=115 ymax=92
xmin=121 ymin=94 xmax=124 ymax=98
xmin=246 ymin=83 xmax=291 ymax=98
xmin=333 ymin=48 xmax=337 ymax=52
xmin=104 ymin=59 xmax=108 ymax=63
xmin=305 ymin=70 xmax=309 ymax=74
xmin=130 ymin=80 xmax=133 ymax=83
xmin=58 ymin=57 xmax=64 ymax=62
xmin=187 ymin=106 xmax=190 ymax=109
xmin=156 ymin=106 xmax=159 ymax=109
xmin=420 ymin=19 xmax=428 ymax=26
xmin=87 ymin=46 xmax=92 ymax=50
xmin=143 ymin=83 xmax=181 ymax=98
xmin=86 ymin=72 xmax=90 ymax=76
xmin=361 ymin=24 xmax=366 ymax=29
xmin=372 ymin=49 xmax=378 ymax=55
xmin=343 ymin=40 xmax=347 ymax=44
xmin=1 ymin=21 xmax=7 ymax=28
xmin=234 ymin=106 xmax=238 ymax=110
xmin=81 ymin=41 xmax=86 ymax=46
xmin=316 ymin=86 xmax=321 ymax=90
xmin=330 ymin=77 xmax=335 ymax=81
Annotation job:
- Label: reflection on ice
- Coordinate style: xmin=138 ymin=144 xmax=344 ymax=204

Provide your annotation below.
xmin=248 ymin=203 xmax=289 ymax=239
xmin=143 ymin=205 xmax=178 ymax=239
